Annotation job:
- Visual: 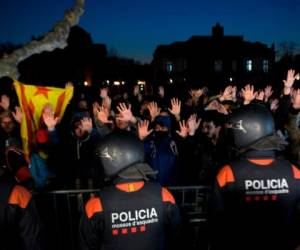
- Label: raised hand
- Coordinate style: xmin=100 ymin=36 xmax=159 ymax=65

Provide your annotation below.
xmin=241 ymin=84 xmax=257 ymax=105
xmin=80 ymin=117 xmax=93 ymax=133
xmin=219 ymin=85 xmax=233 ymax=101
xmin=168 ymin=98 xmax=181 ymax=120
xmin=187 ymin=114 xmax=201 ymax=136
xmin=205 ymin=100 xmax=220 ymax=111
xmin=283 ymin=69 xmax=299 ymax=95
xmin=217 ymin=103 xmax=229 ymax=115
xmin=205 ymin=100 xmax=227 ymax=114
xmin=147 ymin=101 xmax=161 ymax=121
xmin=270 ymin=98 xmax=279 ymax=112
xmin=264 ymin=85 xmax=273 ymax=102
xmin=12 ymin=106 xmax=23 ymax=124
xmin=176 ymin=120 xmax=189 ymax=138
xmin=42 ymin=104 xmax=59 ymax=131
xmin=138 ymin=120 xmax=153 ymax=140
xmin=117 ymin=103 xmax=135 ymax=123
xmin=65 ymin=81 xmax=74 ymax=89
xmin=94 ymin=103 xmax=112 ymax=124
xmin=283 ymin=69 xmax=298 ymax=88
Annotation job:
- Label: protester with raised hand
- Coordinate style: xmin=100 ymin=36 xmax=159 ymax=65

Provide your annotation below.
xmin=241 ymin=84 xmax=257 ymax=105
xmin=147 ymin=101 xmax=161 ymax=122
xmin=283 ymin=69 xmax=299 ymax=95
xmin=168 ymin=98 xmax=181 ymax=122
xmin=264 ymin=85 xmax=273 ymax=103
xmin=285 ymin=88 xmax=300 ymax=167
xmin=138 ymin=109 xmax=180 ymax=186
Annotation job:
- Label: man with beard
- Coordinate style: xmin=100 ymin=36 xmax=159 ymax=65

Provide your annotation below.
xmin=197 ymin=110 xmax=231 ymax=184
xmin=176 ymin=110 xmax=230 ymax=185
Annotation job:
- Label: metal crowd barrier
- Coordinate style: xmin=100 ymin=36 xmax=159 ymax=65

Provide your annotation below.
xmin=34 ymin=186 xmax=211 ymax=250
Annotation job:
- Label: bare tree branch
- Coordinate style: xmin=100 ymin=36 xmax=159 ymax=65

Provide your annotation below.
xmin=0 ymin=0 xmax=85 ymax=80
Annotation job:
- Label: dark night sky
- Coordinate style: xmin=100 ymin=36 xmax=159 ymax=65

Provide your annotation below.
xmin=0 ymin=0 xmax=299 ymax=63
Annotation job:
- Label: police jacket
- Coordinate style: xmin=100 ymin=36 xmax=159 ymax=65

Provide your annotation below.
xmin=0 ymin=173 xmax=43 ymax=250
xmin=209 ymin=150 xmax=300 ymax=250
xmin=79 ymin=180 xmax=180 ymax=250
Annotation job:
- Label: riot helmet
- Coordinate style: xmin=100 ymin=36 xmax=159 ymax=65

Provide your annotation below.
xmin=228 ymin=103 xmax=275 ymax=149
xmin=95 ymin=131 xmax=145 ymax=178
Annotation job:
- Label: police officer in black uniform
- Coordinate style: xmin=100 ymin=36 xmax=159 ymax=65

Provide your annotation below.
xmin=0 ymin=165 xmax=43 ymax=250
xmin=209 ymin=103 xmax=300 ymax=250
xmin=79 ymin=131 xmax=181 ymax=250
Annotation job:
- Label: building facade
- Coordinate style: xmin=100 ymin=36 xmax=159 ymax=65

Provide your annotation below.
xmin=152 ymin=23 xmax=275 ymax=92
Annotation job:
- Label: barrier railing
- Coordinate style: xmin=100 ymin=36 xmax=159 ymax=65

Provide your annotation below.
xmin=34 ymin=186 xmax=211 ymax=250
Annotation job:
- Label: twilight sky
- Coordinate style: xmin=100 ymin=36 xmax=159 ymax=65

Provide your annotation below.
xmin=0 ymin=0 xmax=299 ymax=63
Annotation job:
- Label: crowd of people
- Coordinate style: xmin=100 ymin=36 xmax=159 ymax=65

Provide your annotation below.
xmin=1 ymin=68 xmax=300 ymax=249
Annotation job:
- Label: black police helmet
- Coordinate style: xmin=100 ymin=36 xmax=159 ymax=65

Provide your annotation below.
xmin=228 ymin=103 xmax=275 ymax=149
xmin=95 ymin=131 xmax=145 ymax=177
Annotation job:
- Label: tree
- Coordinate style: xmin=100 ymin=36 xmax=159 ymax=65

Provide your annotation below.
xmin=0 ymin=0 xmax=85 ymax=80
xmin=276 ymin=41 xmax=299 ymax=61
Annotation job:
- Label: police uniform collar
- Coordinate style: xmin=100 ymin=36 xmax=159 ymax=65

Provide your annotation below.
xmin=243 ymin=150 xmax=276 ymax=159
xmin=116 ymin=163 xmax=158 ymax=182
xmin=238 ymin=133 xmax=287 ymax=154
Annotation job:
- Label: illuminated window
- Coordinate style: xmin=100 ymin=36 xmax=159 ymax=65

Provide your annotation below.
xmin=263 ymin=59 xmax=268 ymax=73
xmin=166 ymin=61 xmax=173 ymax=73
xmin=246 ymin=60 xmax=252 ymax=72
xmin=214 ymin=60 xmax=223 ymax=72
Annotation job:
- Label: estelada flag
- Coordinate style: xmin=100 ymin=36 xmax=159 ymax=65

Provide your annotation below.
xmin=13 ymin=80 xmax=74 ymax=160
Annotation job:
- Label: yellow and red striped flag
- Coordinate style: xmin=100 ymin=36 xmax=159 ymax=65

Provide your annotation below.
xmin=13 ymin=80 xmax=74 ymax=160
